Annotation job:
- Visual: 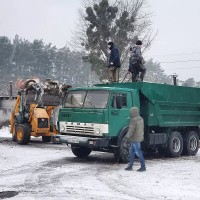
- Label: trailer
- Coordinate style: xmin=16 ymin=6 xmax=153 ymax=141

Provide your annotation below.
xmin=53 ymin=82 xmax=200 ymax=161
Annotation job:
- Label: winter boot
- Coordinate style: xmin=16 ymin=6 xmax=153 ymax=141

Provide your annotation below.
xmin=137 ymin=167 xmax=146 ymax=172
xmin=125 ymin=166 xmax=132 ymax=171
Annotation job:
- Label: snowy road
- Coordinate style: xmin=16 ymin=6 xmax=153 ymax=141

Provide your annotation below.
xmin=0 ymin=127 xmax=200 ymax=200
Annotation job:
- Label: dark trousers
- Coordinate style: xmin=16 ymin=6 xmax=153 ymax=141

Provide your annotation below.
xmin=131 ymin=69 xmax=146 ymax=82
xmin=130 ymin=63 xmax=146 ymax=82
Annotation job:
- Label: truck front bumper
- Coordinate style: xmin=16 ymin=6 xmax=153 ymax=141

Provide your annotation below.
xmin=52 ymin=135 xmax=109 ymax=148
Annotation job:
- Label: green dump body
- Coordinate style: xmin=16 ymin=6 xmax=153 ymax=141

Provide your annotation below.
xmin=97 ymin=82 xmax=200 ymax=128
xmin=55 ymin=81 xmax=200 ymax=158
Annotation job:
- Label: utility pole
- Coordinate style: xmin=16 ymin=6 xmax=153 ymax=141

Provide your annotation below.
xmin=172 ymin=73 xmax=178 ymax=86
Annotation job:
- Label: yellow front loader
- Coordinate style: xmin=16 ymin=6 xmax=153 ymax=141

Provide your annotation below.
xmin=9 ymin=79 xmax=69 ymax=145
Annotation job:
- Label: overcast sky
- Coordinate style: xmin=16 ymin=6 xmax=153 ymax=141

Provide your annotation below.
xmin=0 ymin=0 xmax=200 ymax=81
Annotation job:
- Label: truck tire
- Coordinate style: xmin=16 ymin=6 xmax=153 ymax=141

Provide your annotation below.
xmin=167 ymin=131 xmax=183 ymax=157
xmin=183 ymin=131 xmax=199 ymax=156
xmin=16 ymin=124 xmax=31 ymax=145
xmin=42 ymin=136 xmax=51 ymax=143
xmin=71 ymin=146 xmax=92 ymax=158
xmin=114 ymin=136 xmax=130 ymax=163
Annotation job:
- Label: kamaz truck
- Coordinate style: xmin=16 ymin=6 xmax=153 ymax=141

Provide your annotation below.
xmin=53 ymin=82 xmax=200 ymax=162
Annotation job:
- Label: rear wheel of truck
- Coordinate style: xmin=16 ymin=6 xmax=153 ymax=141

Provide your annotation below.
xmin=16 ymin=124 xmax=31 ymax=145
xmin=71 ymin=146 xmax=92 ymax=158
xmin=114 ymin=136 xmax=130 ymax=163
xmin=183 ymin=131 xmax=199 ymax=156
xmin=42 ymin=136 xmax=51 ymax=143
xmin=167 ymin=131 xmax=183 ymax=157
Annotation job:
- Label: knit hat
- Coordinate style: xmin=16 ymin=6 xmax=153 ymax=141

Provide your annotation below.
xmin=136 ymin=40 xmax=142 ymax=45
xmin=108 ymin=41 xmax=114 ymax=46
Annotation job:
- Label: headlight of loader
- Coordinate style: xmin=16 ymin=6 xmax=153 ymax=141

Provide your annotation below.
xmin=95 ymin=128 xmax=101 ymax=135
xmin=60 ymin=125 xmax=65 ymax=132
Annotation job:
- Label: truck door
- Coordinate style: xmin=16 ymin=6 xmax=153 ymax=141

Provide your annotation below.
xmin=108 ymin=92 xmax=132 ymax=137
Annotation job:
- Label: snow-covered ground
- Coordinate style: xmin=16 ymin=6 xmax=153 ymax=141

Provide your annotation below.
xmin=0 ymin=127 xmax=200 ymax=200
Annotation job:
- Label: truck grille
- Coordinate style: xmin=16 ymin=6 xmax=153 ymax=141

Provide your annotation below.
xmin=66 ymin=125 xmax=94 ymax=135
xmin=38 ymin=118 xmax=48 ymax=128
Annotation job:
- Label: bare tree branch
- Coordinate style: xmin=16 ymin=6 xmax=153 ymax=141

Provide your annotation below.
xmin=71 ymin=0 xmax=156 ymax=80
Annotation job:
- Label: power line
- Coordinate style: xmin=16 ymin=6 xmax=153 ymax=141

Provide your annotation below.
xmin=160 ymin=59 xmax=200 ymax=64
xmin=166 ymin=66 xmax=200 ymax=70
xmin=147 ymin=51 xmax=200 ymax=57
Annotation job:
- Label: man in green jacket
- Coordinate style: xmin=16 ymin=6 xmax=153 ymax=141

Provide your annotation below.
xmin=125 ymin=107 xmax=146 ymax=172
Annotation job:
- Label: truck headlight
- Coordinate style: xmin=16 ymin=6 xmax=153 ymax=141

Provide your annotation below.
xmin=60 ymin=125 xmax=65 ymax=132
xmin=95 ymin=128 xmax=101 ymax=135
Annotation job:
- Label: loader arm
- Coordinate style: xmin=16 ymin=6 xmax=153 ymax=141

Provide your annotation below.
xmin=9 ymin=95 xmax=21 ymax=133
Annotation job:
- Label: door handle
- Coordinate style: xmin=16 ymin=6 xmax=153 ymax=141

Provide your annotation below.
xmin=111 ymin=111 xmax=119 ymax=115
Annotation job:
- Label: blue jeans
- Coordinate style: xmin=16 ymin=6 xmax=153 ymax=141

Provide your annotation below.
xmin=128 ymin=142 xmax=145 ymax=168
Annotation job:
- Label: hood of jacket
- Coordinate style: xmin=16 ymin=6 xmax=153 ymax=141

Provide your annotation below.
xmin=130 ymin=107 xmax=139 ymax=118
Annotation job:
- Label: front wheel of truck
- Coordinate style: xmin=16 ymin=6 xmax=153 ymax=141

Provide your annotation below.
xmin=114 ymin=136 xmax=130 ymax=163
xmin=71 ymin=146 xmax=92 ymax=158
xmin=167 ymin=131 xmax=183 ymax=157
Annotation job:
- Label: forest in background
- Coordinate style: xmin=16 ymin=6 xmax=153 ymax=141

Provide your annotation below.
xmin=1 ymin=0 xmax=199 ymax=96
xmin=0 ymin=34 xmax=199 ymax=96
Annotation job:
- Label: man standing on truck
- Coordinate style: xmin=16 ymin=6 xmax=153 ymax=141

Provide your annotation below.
xmin=107 ymin=41 xmax=121 ymax=83
xmin=128 ymin=40 xmax=146 ymax=82
xmin=125 ymin=107 xmax=146 ymax=172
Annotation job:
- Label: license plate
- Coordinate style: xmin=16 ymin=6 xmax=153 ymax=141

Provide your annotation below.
xmin=68 ymin=138 xmax=79 ymax=144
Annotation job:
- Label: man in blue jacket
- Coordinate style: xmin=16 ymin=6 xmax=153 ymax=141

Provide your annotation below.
xmin=108 ymin=42 xmax=121 ymax=82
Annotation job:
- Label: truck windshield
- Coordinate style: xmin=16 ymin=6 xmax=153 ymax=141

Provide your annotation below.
xmin=64 ymin=90 xmax=109 ymax=109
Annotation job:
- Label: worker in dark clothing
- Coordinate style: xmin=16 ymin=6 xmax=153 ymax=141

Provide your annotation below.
xmin=108 ymin=42 xmax=121 ymax=82
xmin=128 ymin=40 xmax=146 ymax=82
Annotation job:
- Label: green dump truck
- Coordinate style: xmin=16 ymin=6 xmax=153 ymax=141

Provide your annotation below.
xmin=53 ymin=82 xmax=200 ymax=161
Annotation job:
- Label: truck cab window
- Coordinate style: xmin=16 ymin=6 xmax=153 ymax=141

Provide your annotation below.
xmin=64 ymin=91 xmax=86 ymax=108
xmin=64 ymin=90 xmax=109 ymax=109
xmin=83 ymin=90 xmax=109 ymax=109
xmin=112 ymin=94 xmax=127 ymax=108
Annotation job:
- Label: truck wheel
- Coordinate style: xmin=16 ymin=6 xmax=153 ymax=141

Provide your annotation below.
xmin=183 ymin=131 xmax=199 ymax=156
xmin=167 ymin=131 xmax=183 ymax=157
xmin=114 ymin=136 xmax=130 ymax=163
xmin=16 ymin=124 xmax=31 ymax=145
xmin=42 ymin=136 xmax=51 ymax=143
xmin=71 ymin=146 xmax=92 ymax=158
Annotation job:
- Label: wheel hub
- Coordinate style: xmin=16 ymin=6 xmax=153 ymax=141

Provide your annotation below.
xmin=17 ymin=131 xmax=23 ymax=141
xmin=172 ymin=137 xmax=181 ymax=153
xmin=189 ymin=136 xmax=198 ymax=151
